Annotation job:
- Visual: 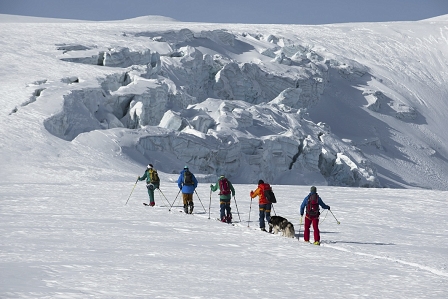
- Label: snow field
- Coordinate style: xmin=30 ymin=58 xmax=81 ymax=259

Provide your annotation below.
xmin=1 ymin=182 xmax=447 ymax=298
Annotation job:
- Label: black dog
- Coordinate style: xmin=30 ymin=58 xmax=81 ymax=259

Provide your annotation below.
xmin=268 ymin=215 xmax=296 ymax=238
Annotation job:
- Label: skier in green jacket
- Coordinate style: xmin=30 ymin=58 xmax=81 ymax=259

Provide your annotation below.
xmin=138 ymin=164 xmax=160 ymax=206
xmin=210 ymin=175 xmax=235 ymax=223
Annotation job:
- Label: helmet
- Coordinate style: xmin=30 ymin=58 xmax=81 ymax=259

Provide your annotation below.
xmin=147 ymin=164 xmax=153 ymax=169
xmin=219 ymin=175 xmax=225 ymax=178
xmin=310 ymin=186 xmax=317 ymax=193
xmin=258 ymin=179 xmax=264 ymax=185
xmin=184 ymin=165 xmax=188 ymax=169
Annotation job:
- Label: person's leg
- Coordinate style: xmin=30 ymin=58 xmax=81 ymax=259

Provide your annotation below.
xmin=225 ymin=203 xmax=232 ymax=223
xmin=182 ymin=193 xmax=189 ymax=213
xmin=312 ymin=218 xmax=320 ymax=242
xmin=265 ymin=203 xmax=271 ymax=224
xmin=220 ymin=201 xmax=226 ymax=221
xmin=148 ymin=188 xmax=155 ymax=205
xmin=148 ymin=184 xmax=159 ymax=206
xmin=259 ymin=204 xmax=266 ymax=230
xmin=187 ymin=193 xmax=194 ymax=213
xmin=146 ymin=185 xmax=155 ymax=206
xmin=304 ymin=216 xmax=312 ymax=242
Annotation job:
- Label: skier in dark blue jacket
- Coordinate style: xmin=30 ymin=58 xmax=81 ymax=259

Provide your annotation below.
xmin=300 ymin=186 xmax=330 ymax=245
xmin=177 ymin=166 xmax=198 ymax=214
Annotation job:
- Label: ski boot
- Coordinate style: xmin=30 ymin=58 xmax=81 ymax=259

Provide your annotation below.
xmin=226 ymin=213 xmax=232 ymax=224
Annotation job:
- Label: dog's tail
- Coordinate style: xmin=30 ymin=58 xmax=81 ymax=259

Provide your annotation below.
xmin=287 ymin=223 xmax=295 ymax=238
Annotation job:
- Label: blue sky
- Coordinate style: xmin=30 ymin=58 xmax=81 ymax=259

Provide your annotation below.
xmin=0 ymin=0 xmax=447 ymax=24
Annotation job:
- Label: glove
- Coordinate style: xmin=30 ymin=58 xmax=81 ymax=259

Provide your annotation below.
xmin=210 ymin=184 xmax=213 ymax=189
xmin=327 ymin=206 xmax=331 ymax=210
xmin=250 ymin=191 xmax=254 ymax=197
xmin=138 ymin=176 xmax=141 ymax=180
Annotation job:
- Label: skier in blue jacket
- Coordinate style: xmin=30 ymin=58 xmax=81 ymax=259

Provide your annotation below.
xmin=177 ymin=166 xmax=198 ymax=214
xmin=300 ymin=186 xmax=330 ymax=245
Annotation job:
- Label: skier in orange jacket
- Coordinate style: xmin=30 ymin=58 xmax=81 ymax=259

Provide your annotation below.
xmin=250 ymin=180 xmax=272 ymax=232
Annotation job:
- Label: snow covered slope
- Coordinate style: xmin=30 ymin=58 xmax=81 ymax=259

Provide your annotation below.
xmin=0 ymin=15 xmax=447 ymax=298
xmin=1 ymin=15 xmax=448 ymax=189
xmin=1 ymin=183 xmax=447 ymax=298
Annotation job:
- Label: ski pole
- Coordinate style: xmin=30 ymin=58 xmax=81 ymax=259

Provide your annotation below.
xmin=329 ymin=209 xmax=340 ymax=224
xmin=194 ymin=189 xmax=207 ymax=213
xmin=319 ymin=209 xmax=329 ymax=224
xmin=233 ymin=195 xmax=242 ymax=222
xmin=157 ymin=188 xmax=171 ymax=207
xmin=125 ymin=177 xmax=139 ymax=205
xmin=208 ymin=189 xmax=212 ymax=219
xmin=298 ymin=216 xmax=303 ymax=241
xmin=271 ymin=203 xmax=276 ymax=216
xmin=169 ymin=189 xmax=181 ymax=211
xmin=248 ymin=197 xmax=253 ymax=227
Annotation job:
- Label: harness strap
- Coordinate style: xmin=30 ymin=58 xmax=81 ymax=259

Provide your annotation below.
xmin=305 ymin=214 xmax=319 ymax=221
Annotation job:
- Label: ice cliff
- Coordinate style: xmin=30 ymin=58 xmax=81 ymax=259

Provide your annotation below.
xmin=43 ymin=28 xmax=381 ymax=187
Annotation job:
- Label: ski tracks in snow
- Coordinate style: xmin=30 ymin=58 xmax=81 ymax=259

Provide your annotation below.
xmin=321 ymin=242 xmax=448 ymax=279
xmin=168 ymin=204 xmax=448 ymax=280
xmin=180 ymin=205 xmax=448 ymax=280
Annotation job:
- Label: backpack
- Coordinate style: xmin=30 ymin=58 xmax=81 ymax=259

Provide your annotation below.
xmin=149 ymin=169 xmax=160 ymax=184
xmin=262 ymin=183 xmax=277 ymax=203
xmin=183 ymin=170 xmax=194 ymax=186
xmin=306 ymin=193 xmax=319 ymax=216
xmin=218 ymin=178 xmax=231 ymax=195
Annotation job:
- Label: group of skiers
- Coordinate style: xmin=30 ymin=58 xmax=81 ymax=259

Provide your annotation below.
xmin=137 ymin=164 xmax=331 ymax=245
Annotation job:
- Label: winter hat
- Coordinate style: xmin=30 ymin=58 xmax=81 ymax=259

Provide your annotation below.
xmin=184 ymin=165 xmax=188 ymax=169
xmin=147 ymin=164 xmax=153 ymax=169
xmin=258 ymin=179 xmax=264 ymax=185
xmin=219 ymin=175 xmax=225 ymax=179
xmin=310 ymin=186 xmax=317 ymax=193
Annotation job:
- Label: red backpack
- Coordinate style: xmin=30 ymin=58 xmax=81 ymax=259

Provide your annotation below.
xmin=306 ymin=193 xmax=319 ymax=216
xmin=219 ymin=178 xmax=231 ymax=195
xmin=258 ymin=183 xmax=276 ymax=203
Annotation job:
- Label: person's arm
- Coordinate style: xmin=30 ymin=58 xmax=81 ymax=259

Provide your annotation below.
xmin=230 ymin=182 xmax=235 ymax=196
xmin=193 ymin=175 xmax=198 ymax=189
xmin=177 ymin=173 xmax=183 ymax=189
xmin=250 ymin=187 xmax=260 ymax=198
xmin=138 ymin=171 xmax=147 ymax=181
xmin=300 ymin=195 xmax=309 ymax=216
xmin=318 ymin=197 xmax=330 ymax=210
xmin=210 ymin=182 xmax=218 ymax=192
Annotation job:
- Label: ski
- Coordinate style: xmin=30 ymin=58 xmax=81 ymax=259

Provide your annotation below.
xmin=216 ymin=218 xmax=236 ymax=226
xmin=301 ymin=241 xmax=321 ymax=246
